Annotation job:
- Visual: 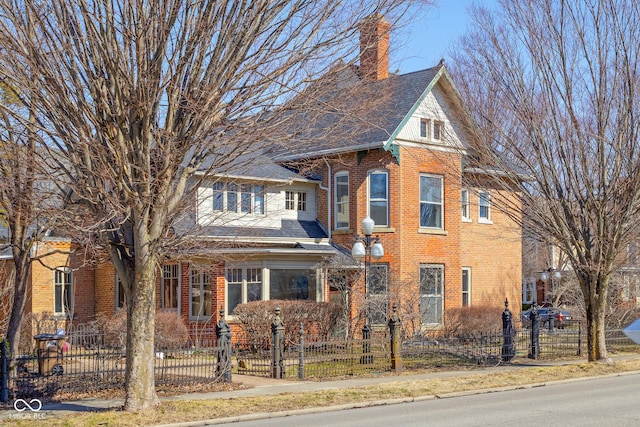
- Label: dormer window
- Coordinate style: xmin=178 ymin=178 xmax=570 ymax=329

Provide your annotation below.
xmin=212 ymin=181 xmax=264 ymax=215
xmin=286 ymin=191 xmax=307 ymax=212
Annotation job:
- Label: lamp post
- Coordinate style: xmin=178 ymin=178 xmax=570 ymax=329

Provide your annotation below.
xmin=540 ymin=267 xmax=562 ymax=303
xmin=541 ymin=267 xmax=561 ymax=330
xmin=352 ymin=216 xmax=384 ymax=363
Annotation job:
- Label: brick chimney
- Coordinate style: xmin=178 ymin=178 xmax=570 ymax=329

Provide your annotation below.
xmin=359 ymin=14 xmax=391 ymax=81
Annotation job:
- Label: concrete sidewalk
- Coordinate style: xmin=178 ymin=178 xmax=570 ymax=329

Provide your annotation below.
xmin=2 ymin=354 xmax=640 ymax=424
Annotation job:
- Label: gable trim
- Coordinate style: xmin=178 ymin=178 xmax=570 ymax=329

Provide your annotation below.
xmin=382 ymin=66 xmax=447 ymax=163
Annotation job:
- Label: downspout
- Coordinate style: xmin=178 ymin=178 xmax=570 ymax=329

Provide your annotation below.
xmin=320 ymin=159 xmax=332 ymax=240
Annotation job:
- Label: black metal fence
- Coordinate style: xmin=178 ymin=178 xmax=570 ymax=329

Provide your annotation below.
xmin=2 ymin=308 xmax=638 ymax=401
xmin=1 ymin=321 xmax=232 ymax=402
xmin=232 ymin=307 xmax=638 ymax=380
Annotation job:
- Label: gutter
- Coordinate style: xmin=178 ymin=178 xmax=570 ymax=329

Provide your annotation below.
xmin=319 ymin=159 xmax=332 ymax=240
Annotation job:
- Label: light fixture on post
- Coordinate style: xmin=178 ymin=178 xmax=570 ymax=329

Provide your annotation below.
xmin=540 ymin=267 xmax=561 ymax=303
xmin=352 ymin=216 xmax=384 ymax=364
xmin=540 ymin=267 xmax=561 ymax=330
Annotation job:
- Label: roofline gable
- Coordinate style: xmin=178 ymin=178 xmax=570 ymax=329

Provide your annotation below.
xmin=383 ymin=65 xmax=475 ymax=162
xmin=383 ymin=65 xmax=447 ymax=159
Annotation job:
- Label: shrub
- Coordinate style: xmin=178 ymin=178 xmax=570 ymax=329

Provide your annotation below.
xmin=442 ymin=306 xmax=505 ymax=337
xmin=232 ymin=300 xmax=342 ymax=347
xmin=155 ymin=310 xmax=190 ymax=349
xmin=97 ymin=309 xmax=189 ymax=349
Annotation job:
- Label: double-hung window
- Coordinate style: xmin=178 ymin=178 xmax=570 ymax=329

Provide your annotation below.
xmin=212 ymin=182 xmax=224 ymax=211
xmin=226 ymin=266 xmax=263 ymax=315
xmin=190 ymin=266 xmax=212 ymax=319
xmin=479 ymin=191 xmax=491 ymax=222
xmin=461 ymin=189 xmax=470 ymax=221
xmin=54 ymin=268 xmax=73 ymax=316
xmin=420 ymin=119 xmax=430 ymax=138
xmin=162 ymin=264 xmax=180 ymax=311
xmin=433 ymin=121 xmax=443 ymax=141
xmin=462 ymin=267 xmax=471 ymax=307
xmin=226 ymin=183 xmax=238 ymax=213
xmin=213 ymin=182 xmax=264 ymax=215
xmin=334 ymin=172 xmax=349 ymax=229
xmin=419 ymin=174 xmax=443 ymax=229
xmin=368 ymin=170 xmax=389 ymax=227
xmin=419 ymin=264 xmax=443 ymax=325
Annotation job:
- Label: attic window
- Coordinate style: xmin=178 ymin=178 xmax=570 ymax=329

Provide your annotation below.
xmin=420 ymin=119 xmax=429 ymax=138
xmin=433 ymin=121 xmax=443 ymax=140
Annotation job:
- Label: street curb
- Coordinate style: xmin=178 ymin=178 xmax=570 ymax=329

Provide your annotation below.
xmin=152 ymin=369 xmax=640 ymax=427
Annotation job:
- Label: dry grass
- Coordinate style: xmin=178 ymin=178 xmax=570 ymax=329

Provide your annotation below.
xmin=4 ymin=357 xmax=640 ymax=427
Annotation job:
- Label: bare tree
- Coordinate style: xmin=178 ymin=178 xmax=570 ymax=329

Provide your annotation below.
xmin=452 ymin=0 xmax=640 ymax=362
xmin=0 ymin=89 xmax=64 ymax=364
xmin=0 ymin=0 xmax=417 ymax=410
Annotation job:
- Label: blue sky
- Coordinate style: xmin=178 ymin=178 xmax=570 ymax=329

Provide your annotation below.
xmin=391 ymin=0 xmax=498 ymax=74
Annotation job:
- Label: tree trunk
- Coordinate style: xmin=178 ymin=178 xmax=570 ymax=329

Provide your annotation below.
xmin=123 ymin=259 xmax=160 ymax=411
xmin=5 ymin=253 xmax=31 ymax=367
xmin=584 ymin=276 xmax=610 ymax=363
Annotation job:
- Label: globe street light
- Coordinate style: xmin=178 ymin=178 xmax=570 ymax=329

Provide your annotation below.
xmin=541 ymin=267 xmax=561 ymax=329
xmin=540 ymin=267 xmax=561 ymax=306
xmin=352 ymin=216 xmax=384 ymax=363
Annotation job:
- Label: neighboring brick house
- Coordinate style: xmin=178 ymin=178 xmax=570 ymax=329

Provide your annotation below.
xmin=0 ymin=15 xmax=522 ymax=333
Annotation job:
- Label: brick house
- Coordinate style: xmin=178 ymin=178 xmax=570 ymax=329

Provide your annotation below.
xmin=1 ymin=15 xmax=522 ymax=334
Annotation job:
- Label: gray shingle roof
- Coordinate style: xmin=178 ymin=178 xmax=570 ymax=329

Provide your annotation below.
xmin=271 ymin=66 xmax=441 ymax=161
xmin=196 ymin=219 xmax=327 ymax=240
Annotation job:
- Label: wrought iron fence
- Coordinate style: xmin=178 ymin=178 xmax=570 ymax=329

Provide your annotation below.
xmin=2 ymin=323 xmax=231 ymax=402
xmin=3 ymin=315 xmax=638 ymax=402
xmin=233 ymin=325 xmax=390 ymax=379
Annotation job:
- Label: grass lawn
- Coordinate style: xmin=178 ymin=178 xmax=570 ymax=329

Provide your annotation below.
xmin=3 ymin=356 xmax=640 ymax=426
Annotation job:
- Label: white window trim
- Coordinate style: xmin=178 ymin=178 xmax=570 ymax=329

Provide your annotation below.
xmin=432 ymin=120 xmax=444 ymax=141
xmin=523 ymin=278 xmax=536 ymax=305
xmin=478 ymin=190 xmax=492 ymax=224
xmin=54 ymin=267 xmax=73 ymax=317
xmin=462 ymin=267 xmax=471 ymax=307
xmin=213 ymin=181 xmax=265 ymax=216
xmin=461 ymin=189 xmax=471 ymax=222
xmin=419 ymin=264 xmax=444 ymax=326
xmin=367 ymin=169 xmax=389 ymax=227
xmin=189 ymin=266 xmax=212 ymax=321
xmin=226 ymin=264 xmax=264 ymax=318
xmin=419 ymin=174 xmax=444 ymax=230
xmin=285 ymin=190 xmax=307 ymax=212
xmin=334 ymin=171 xmax=350 ymax=230
xmin=420 ymin=118 xmax=430 ymax=139
xmin=225 ymin=262 xmax=324 ymax=317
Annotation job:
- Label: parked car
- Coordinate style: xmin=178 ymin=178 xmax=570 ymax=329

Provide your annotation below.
xmin=521 ymin=307 xmax=572 ymax=329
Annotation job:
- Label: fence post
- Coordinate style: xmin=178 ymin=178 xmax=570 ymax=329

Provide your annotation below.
xmin=298 ymin=322 xmax=304 ymax=380
xmin=1 ymin=339 xmax=8 ymax=402
xmin=216 ymin=309 xmax=232 ymax=383
xmin=271 ymin=307 xmax=285 ymax=379
xmin=501 ymin=298 xmax=516 ymax=362
xmin=528 ymin=304 xmax=540 ymax=359
xmin=577 ymin=320 xmax=582 ymax=356
xmin=388 ymin=303 xmax=403 ymax=371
